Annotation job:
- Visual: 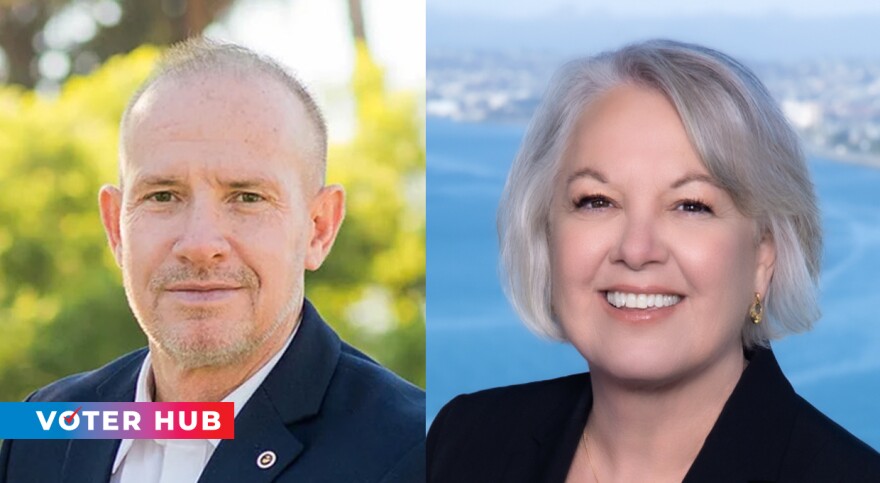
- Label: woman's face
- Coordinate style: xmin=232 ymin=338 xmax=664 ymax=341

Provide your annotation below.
xmin=549 ymin=84 xmax=776 ymax=387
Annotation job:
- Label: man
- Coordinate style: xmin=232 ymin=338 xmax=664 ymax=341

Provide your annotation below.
xmin=0 ymin=39 xmax=425 ymax=483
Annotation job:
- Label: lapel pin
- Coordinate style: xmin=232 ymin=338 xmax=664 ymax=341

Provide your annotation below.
xmin=257 ymin=450 xmax=277 ymax=469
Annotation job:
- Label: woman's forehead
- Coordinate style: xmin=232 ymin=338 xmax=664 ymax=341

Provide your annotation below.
xmin=563 ymin=85 xmax=709 ymax=183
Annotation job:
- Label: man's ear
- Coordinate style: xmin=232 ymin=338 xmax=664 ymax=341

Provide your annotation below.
xmin=304 ymin=185 xmax=346 ymax=271
xmin=99 ymin=185 xmax=124 ymax=268
xmin=755 ymin=231 xmax=777 ymax=296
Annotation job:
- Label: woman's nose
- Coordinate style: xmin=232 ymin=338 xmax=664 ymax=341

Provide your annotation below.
xmin=609 ymin=212 xmax=669 ymax=270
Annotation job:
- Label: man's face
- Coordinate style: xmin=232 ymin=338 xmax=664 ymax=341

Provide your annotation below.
xmin=100 ymin=72 xmax=343 ymax=369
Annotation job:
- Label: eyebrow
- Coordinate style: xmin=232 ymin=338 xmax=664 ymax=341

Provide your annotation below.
xmin=669 ymin=173 xmax=722 ymax=190
xmin=566 ymin=167 xmax=607 ymax=185
xmin=131 ymin=175 xmax=184 ymax=188
xmin=131 ymin=175 xmax=278 ymax=190
xmin=223 ymin=178 xmax=276 ymax=190
xmin=566 ymin=167 xmax=721 ymax=189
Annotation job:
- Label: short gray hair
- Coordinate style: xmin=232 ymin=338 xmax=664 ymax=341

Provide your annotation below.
xmin=498 ymin=39 xmax=822 ymax=348
xmin=120 ymin=37 xmax=327 ymax=184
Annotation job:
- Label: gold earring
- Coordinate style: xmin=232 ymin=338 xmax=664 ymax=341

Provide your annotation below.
xmin=749 ymin=292 xmax=763 ymax=324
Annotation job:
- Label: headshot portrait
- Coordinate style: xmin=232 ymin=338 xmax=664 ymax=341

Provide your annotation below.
xmin=427 ymin=2 xmax=880 ymax=481
xmin=0 ymin=1 xmax=425 ymax=482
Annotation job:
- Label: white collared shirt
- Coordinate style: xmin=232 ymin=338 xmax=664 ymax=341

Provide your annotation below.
xmin=110 ymin=324 xmax=298 ymax=483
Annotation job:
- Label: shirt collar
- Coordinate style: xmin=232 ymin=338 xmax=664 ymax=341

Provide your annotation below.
xmin=112 ymin=319 xmax=300 ymax=474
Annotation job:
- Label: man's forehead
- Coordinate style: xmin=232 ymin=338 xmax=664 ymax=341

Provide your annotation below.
xmin=128 ymin=167 xmax=287 ymax=189
xmin=120 ymin=70 xmax=323 ymax=190
xmin=128 ymin=71 xmax=302 ymax=130
xmin=121 ymin=137 xmax=309 ymax=191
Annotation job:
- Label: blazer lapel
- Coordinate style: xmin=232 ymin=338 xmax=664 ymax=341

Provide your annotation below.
xmin=501 ymin=374 xmax=592 ymax=483
xmin=199 ymin=299 xmax=342 ymax=482
xmin=196 ymin=388 xmax=303 ymax=483
xmin=61 ymin=349 xmax=143 ymax=483
xmin=684 ymin=347 xmax=799 ymax=483
xmin=60 ymin=439 xmax=121 ymax=483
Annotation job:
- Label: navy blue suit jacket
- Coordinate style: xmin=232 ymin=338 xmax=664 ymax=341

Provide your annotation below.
xmin=428 ymin=347 xmax=880 ymax=482
xmin=0 ymin=300 xmax=425 ymax=483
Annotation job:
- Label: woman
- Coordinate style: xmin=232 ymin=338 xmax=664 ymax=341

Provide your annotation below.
xmin=427 ymin=40 xmax=880 ymax=482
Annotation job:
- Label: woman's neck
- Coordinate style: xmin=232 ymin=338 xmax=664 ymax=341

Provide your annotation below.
xmin=579 ymin=346 xmax=746 ymax=483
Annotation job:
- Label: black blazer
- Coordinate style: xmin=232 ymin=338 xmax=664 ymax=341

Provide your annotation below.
xmin=0 ymin=300 xmax=426 ymax=483
xmin=427 ymin=347 xmax=880 ymax=482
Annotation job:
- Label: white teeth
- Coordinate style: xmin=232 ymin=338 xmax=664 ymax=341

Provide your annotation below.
xmin=605 ymin=291 xmax=682 ymax=309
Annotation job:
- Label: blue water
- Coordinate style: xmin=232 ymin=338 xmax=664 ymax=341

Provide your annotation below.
xmin=426 ymin=118 xmax=880 ymax=450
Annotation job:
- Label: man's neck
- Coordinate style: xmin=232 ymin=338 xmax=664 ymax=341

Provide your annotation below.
xmin=148 ymin=320 xmax=297 ymax=402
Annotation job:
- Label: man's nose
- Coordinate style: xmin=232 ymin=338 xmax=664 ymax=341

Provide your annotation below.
xmin=609 ymin=211 xmax=669 ymax=270
xmin=171 ymin=198 xmax=231 ymax=266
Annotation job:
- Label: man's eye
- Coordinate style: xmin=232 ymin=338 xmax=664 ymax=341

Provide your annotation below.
xmin=147 ymin=192 xmax=174 ymax=203
xmin=235 ymin=192 xmax=265 ymax=203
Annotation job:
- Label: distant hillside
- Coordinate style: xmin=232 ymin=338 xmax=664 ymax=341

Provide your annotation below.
xmin=427 ymin=9 xmax=880 ymax=61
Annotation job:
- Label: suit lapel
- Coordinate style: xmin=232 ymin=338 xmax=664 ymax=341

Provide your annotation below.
xmin=502 ymin=375 xmax=592 ymax=483
xmin=61 ymin=349 xmax=143 ymax=483
xmin=199 ymin=300 xmax=342 ymax=482
xmin=684 ymin=347 xmax=798 ymax=483
xmin=196 ymin=388 xmax=303 ymax=483
xmin=61 ymin=439 xmax=121 ymax=483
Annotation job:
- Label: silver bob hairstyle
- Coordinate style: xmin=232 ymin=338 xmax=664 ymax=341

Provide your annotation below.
xmin=498 ymin=39 xmax=822 ymax=349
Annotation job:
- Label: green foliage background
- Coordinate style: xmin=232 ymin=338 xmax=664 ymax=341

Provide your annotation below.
xmin=0 ymin=44 xmax=425 ymax=401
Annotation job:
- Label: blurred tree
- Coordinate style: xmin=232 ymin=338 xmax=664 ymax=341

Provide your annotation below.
xmin=0 ymin=0 xmax=233 ymax=88
xmin=0 ymin=36 xmax=426 ymax=400
xmin=0 ymin=1 xmax=50 ymax=86
xmin=0 ymin=47 xmax=158 ymax=399
xmin=306 ymin=0 xmax=426 ymax=386
xmin=346 ymin=0 xmax=365 ymax=44
xmin=308 ymin=38 xmax=426 ymax=387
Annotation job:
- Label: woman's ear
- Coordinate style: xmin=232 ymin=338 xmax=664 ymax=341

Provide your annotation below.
xmin=754 ymin=231 xmax=776 ymax=296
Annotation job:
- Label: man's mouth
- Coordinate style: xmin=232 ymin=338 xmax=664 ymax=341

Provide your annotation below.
xmin=163 ymin=282 xmax=244 ymax=303
xmin=165 ymin=282 xmax=243 ymax=292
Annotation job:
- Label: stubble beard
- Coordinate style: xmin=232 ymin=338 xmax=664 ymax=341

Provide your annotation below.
xmin=127 ymin=266 xmax=302 ymax=370
xmin=146 ymin=300 xmax=294 ymax=370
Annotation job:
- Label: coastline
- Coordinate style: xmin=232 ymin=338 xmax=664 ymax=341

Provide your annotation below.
xmin=810 ymin=149 xmax=880 ymax=169
xmin=428 ymin=115 xmax=880 ymax=170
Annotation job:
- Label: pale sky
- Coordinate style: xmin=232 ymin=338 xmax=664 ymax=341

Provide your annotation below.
xmin=209 ymin=0 xmax=425 ymax=140
xmin=428 ymin=0 xmax=880 ymax=17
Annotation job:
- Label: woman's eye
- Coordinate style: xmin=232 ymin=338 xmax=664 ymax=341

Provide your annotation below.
xmin=677 ymin=199 xmax=713 ymax=214
xmin=147 ymin=191 xmax=174 ymax=203
xmin=574 ymin=195 xmax=613 ymax=210
xmin=235 ymin=192 xmax=265 ymax=203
